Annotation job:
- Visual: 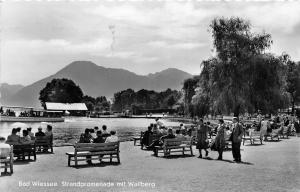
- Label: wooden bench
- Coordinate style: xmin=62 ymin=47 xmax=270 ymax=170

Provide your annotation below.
xmin=13 ymin=144 xmax=37 ymax=161
xmin=265 ymin=128 xmax=280 ymax=141
xmin=66 ymin=142 xmax=120 ymax=167
xmin=35 ymin=136 xmax=53 ymax=153
xmin=243 ymin=130 xmax=263 ymax=145
xmin=280 ymin=126 xmax=290 ymax=139
xmin=154 ymin=138 xmax=193 ymax=157
xmin=141 ymin=133 xmax=161 ymax=149
xmin=0 ymin=145 xmax=13 ymax=174
xmin=133 ymin=131 xmax=144 ymax=146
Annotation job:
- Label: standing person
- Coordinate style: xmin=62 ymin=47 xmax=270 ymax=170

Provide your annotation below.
xmin=196 ymin=119 xmax=209 ymax=158
xmin=260 ymin=117 xmax=269 ymax=141
xmin=231 ymin=117 xmax=244 ymax=163
xmin=214 ymin=119 xmax=226 ymax=160
xmin=141 ymin=126 xmax=153 ymax=149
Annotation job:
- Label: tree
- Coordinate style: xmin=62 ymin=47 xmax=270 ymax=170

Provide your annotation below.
xmin=182 ymin=76 xmax=200 ymax=116
xmin=282 ymin=54 xmax=300 ymax=114
xmin=82 ymin=95 xmax=96 ymax=111
xmin=190 ymin=17 xmax=287 ymax=117
xmin=39 ymin=78 xmax=83 ymax=108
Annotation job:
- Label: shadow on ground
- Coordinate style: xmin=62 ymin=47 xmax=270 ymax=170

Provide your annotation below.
xmin=70 ymin=161 xmax=121 ymax=169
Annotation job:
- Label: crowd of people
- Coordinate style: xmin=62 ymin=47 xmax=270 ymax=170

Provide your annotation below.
xmin=5 ymin=125 xmax=53 ymax=146
xmin=78 ymin=125 xmax=119 ymax=165
xmin=140 ymin=115 xmax=300 ymax=163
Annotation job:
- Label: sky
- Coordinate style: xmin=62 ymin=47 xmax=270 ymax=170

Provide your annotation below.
xmin=1 ymin=1 xmax=300 ymax=86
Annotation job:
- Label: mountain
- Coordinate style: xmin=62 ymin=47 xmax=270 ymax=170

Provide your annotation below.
xmin=4 ymin=61 xmax=193 ymax=108
xmin=0 ymin=83 xmax=24 ymax=105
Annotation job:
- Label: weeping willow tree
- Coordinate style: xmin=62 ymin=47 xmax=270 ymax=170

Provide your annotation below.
xmin=193 ymin=17 xmax=287 ymax=116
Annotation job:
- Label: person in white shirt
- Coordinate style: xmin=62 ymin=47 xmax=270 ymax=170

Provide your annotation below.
xmin=20 ymin=130 xmax=33 ymax=144
xmin=155 ymin=118 xmax=165 ymax=128
xmin=0 ymin=137 xmax=11 ymax=159
xmin=89 ymin=129 xmax=97 ymax=139
xmin=105 ymin=131 xmax=119 ymax=143
xmin=260 ymin=117 xmax=269 ymax=141
xmin=27 ymin=127 xmax=35 ymax=140
xmin=175 ymin=129 xmax=186 ymax=140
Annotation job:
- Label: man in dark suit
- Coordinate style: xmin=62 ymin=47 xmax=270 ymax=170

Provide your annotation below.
xmin=231 ymin=117 xmax=244 ymax=162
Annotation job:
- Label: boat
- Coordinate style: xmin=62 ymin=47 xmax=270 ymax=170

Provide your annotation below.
xmin=0 ymin=105 xmax=64 ymax=122
xmin=0 ymin=115 xmax=64 ymax=122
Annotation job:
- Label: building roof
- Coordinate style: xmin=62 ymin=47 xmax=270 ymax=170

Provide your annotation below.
xmin=45 ymin=102 xmax=88 ymax=111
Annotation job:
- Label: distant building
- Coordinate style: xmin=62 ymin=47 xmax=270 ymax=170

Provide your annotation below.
xmin=45 ymin=102 xmax=88 ymax=116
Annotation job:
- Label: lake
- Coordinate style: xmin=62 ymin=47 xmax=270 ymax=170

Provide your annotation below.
xmin=0 ymin=117 xmax=187 ymax=146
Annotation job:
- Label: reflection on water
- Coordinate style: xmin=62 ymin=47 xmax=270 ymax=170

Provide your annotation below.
xmin=0 ymin=117 xmax=183 ymax=145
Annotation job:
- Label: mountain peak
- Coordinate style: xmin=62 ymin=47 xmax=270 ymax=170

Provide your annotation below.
xmin=148 ymin=68 xmax=191 ymax=78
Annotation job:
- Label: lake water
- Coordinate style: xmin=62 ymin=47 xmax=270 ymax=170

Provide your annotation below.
xmin=0 ymin=117 xmax=186 ymax=146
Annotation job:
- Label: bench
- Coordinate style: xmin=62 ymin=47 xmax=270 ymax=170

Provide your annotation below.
xmin=264 ymin=128 xmax=280 ymax=141
xmin=0 ymin=145 xmax=13 ymax=174
xmin=133 ymin=131 xmax=144 ymax=146
xmin=141 ymin=133 xmax=161 ymax=149
xmin=243 ymin=130 xmax=263 ymax=145
xmin=13 ymin=144 xmax=37 ymax=161
xmin=280 ymin=126 xmax=290 ymax=139
xmin=154 ymin=138 xmax=193 ymax=157
xmin=66 ymin=142 xmax=120 ymax=167
xmin=35 ymin=136 xmax=53 ymax=153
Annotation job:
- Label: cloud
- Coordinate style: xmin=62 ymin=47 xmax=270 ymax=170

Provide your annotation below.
xmin=3 ymin=38 xmax=111 ymax=56
xmin=148 ymin=41 xmax=207 ymax=50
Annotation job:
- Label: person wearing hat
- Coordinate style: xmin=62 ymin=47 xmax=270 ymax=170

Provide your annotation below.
xmin=231 ymin=117 xmax=244 ymax=163
xmin=35 ymin=127 xmax=45 ymax=137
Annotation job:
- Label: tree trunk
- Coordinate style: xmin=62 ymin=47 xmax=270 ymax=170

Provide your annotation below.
xmin=234 ymin=105 xmax=240 ymax=117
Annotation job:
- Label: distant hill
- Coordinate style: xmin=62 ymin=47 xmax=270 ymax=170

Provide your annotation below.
xmin=3 ymin=61 xmax=193 ymax=107
xmin=0 ymin=83 xmax=24 ymax=105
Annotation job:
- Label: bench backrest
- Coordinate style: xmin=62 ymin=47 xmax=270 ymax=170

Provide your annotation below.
xmin=74 ymin=142 xmax=119 ymax=153
xmin=163 ymin=138 xmax=192 ymax=147
xmin=35 ymin=136 xmax=53 ymax=145
xmin=13 ymin=143 xmax=36 ymax=151
xmin=251 ymin=131 xmax=261 ymax=137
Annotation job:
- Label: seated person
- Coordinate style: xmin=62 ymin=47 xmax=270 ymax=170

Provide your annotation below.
xmin=141 ymin=126 xmax=153 ymax=149
xmin=35 ymin=127 xmax=45 ymax=137
xmin=94 ymin=131 xmax=105 ymax=143
xmin=27 ymin=127 xmax=35 ymax=140
xmin=6 ymin=128 xmax=20 ymax=144
xmin=102 ymin=125 xmax=111 ymax=139
xmin=147 ymin=128 xmax=175 ymax=155
xmin=0 ymin=136 xmax=11 ymax=159
xmin=90 ymin=129 xmax=97 ymax=139
xmin=160 ymin=126 xmax=168 ymax=135
xmin=105 ymin=131 xmax=119 ymax=143
xmin=175 ymin=129 xmax=186 ymax=140
xmin=45 ymin=125 xmax=53 ymax=138
xmin=79 ymin=128 xmax=93 ymax=143
xmin=94 ymin=126 xmax=99 ymax=133
xmin=79 ymin=128 xmax=93 ymax=165
xmin=20 ymin=130 xmax=34 ymax=144
xmin=16 ymin=127 xmax=21 ymax=136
